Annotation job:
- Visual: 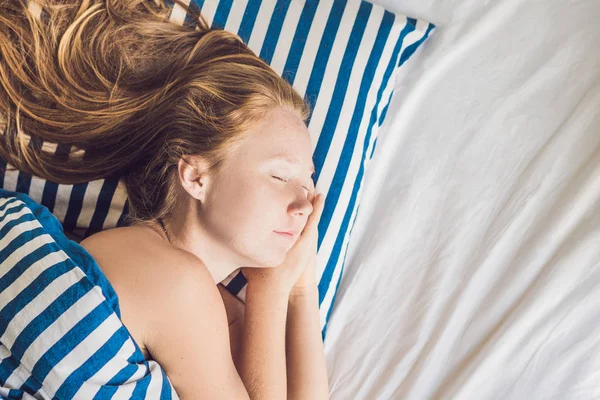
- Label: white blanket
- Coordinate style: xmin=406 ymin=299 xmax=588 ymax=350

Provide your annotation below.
xmin=324 ymin=0 xmax=600 ymax=399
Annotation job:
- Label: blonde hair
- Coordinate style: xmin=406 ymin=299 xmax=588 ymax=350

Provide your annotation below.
xmin=0 ymin=0 xmax=310 ymax=224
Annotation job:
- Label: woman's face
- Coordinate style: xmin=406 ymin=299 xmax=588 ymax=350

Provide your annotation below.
xmin=201 ymin=107 xmax=316 ymax=268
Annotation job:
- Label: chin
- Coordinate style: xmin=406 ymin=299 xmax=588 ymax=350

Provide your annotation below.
xmin=247 ymin=250 xmax=286 ymax=268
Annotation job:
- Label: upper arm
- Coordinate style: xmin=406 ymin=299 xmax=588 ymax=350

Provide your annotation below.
xmin=140 ymin=254 xmax=250 ymax=399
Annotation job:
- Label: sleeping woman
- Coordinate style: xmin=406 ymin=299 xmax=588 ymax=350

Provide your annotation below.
xmin=0 ymin=0 xmax=329 ymax=398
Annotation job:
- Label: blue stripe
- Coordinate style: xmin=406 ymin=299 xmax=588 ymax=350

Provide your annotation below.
xmin=303 ymin=0 xmax=348 ymax=122
xmin=5 ymin=260 xmax=80 ymax=359
xmin=14 ymin=138 xmax=42 ymax=195
xmin=24 ymin=298 xmax=113 ymax=393
xmin=84 ymin=178 xmax=119 ymax=238
xmin=62 ymin=182 xmax=88 ymax=233
xmin=318 ymin=16 xmax=414 ymax=306
xmin=237 ymin=0 xmax=262 ymax=44
xmin=160 ymin=366 xmax=174 ymax=400
xmin=312 ymin=1 xmax=373 ymax=184
xmin=318 ymin=143 xmax=364 ymax=307
xmin=15 ymin=171 xmax=32 ymax=195
xmin=281 ymin=0 xmax=319 ymax=85
xmin=225 ymin=270 xmax=248 ymax=296
xmin=55 ymin=326 xmax=131 ymax=399
xmin=41 ymin=181 xmax=59 ymax=214
xmin=258 ymin=0 xmax=292 ymax=65
xmin=0 ymin=196 xmax=20 ymax=214
xmin=130 ymin=362 xmax=152 ymax=398
xmin=185 ymin=0 xmax=205 ymax=29
xmin=211 ymin=0 xmax=233 ymax=29
xmin=0 ymin=215 xmax=41 ymax=265
xmin=370 ymin=137 xmax=378 ymax=159
xmin=316 ymin=6 xmax=387 ymax=236
xmin=0 ymin=355 xmax=23 ymax=388
xmin=116 ymin=200 xmax=129 ymax=228
xmin=94 ymin=362 xmax=140 ymax=399
xmin=321 ymin=186 xmax=360 ymax=339
xmin=0 ymin=156 xmax=5 ymax=187
xmin=53 ymin=143 xmax=71 ymax=162
xmin=398 ymin=22 xmax=435 ymax=67
xmin=0 ymin=235 xmax=53 ymax=294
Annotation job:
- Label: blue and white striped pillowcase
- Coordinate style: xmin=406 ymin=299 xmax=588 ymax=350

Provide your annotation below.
xmin=0 ymin=193 xmax=177 ymax=399
xmin=0 ymin=0 xmax=435 ymax=337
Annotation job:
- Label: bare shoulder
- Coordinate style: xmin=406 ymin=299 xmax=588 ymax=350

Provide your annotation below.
xmin=80 ymin=226 xmax=216 ymax=358
xmin=81 ymin=227 xmax=248 ymax=397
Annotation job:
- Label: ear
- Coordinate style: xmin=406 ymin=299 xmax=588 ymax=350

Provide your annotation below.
xmin=178 ymin=155 xmax=211 ymax=202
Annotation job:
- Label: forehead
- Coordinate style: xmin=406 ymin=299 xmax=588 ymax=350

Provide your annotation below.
xmin=232 ymin=108 xmax=314 ymax=167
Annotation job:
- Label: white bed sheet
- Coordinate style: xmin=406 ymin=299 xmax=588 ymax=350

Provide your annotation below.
xmin=323 ymin=1 xmax=600 ymax=399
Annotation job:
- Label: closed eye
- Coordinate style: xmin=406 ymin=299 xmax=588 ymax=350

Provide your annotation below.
xmin=272 ymin=176 xmax=310 ymax=191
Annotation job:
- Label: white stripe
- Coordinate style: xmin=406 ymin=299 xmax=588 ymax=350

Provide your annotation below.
xmin=40 ymin=141 xmax=58 ymax=155
xmin=110 ymin=360 xmax=155 ymax=399
xmin=319 ymin=183 xmax=361 ymax=330
xmin=3 ymin=289 xmax=105 ymax=396
xmin=314 ymin=7 xmax=388 ymax=279
xmin=16 ymin=287 xmax=106 ymax=377
xmin=304 ymin=0 xmax=367 ymax=152
xmin=268 ymin=0 xmax=305 ymax=76
xmin=312 ymin=5 xmax=383 ymax=201
xmin=27 ymin=0 xmax=42 ymax=20
xmin=75 ymin=179 xmax=104 ymax=230
xmin=52 ymin=184 xmax=74 ymax=225
xmin=246 ymin=0 xmax=279 ymax=56
xmin=198 ymin=0 xmax=219 ymax=29
xmin=0 ymin=195 xmax=18 ymax=209
xmin=319 ymin=19 xmax=431 ymax=307
xmin=1 ymin=230 xmax=57 ymax=284
xmin=101 ymin=179 xmax=128 ymax=230
xmin=169 ymin=0 xmax=190 ymax=26
xmin=0 ymin=198 xmax=23 ymax=219
xmin=26 ymin=175 xmax=47 ymax=205
xmin=290 ymin=0 xmax=337 ymax=98
xmin=1 ymin=261 xmax=84 ymax=349
xmin=223 ymin=0 xmax=248 ymax=35
xmin=142 ymin=360 xmax=165 ymax=400
xmin=0 ymin=343 xmax=10 ymax=361
xmin=2 ymin=164 xmax=19 ymax=192
xmin=41 ymin=312 xmax=122 ymax=398
xmin=71 ymin=338 xmax=136 ymax=398
xmin=237 ymin=284 xmax=247 ymax=303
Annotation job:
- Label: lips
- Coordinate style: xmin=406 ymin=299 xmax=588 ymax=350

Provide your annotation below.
xmin=274 ymin=230 xmax=298 ymax=240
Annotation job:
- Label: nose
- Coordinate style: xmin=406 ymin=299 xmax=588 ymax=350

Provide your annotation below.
xmin=289 ymin=188 xmax=313 ymax=217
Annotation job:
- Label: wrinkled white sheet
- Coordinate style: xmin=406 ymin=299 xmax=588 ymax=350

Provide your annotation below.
xmin=324 ymin=1 xmax=600 ymax=399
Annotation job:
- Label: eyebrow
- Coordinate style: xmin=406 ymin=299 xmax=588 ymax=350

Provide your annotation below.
xmin=269 ymin=154 xmax=316 ymax=174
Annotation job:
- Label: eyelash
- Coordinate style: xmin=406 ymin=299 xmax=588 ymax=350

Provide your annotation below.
xmin=272 ymin=176 xmax=310 ymax=191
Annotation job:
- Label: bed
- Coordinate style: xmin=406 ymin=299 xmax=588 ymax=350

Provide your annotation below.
xmin=323 ymin=0 xmax=600 ymax=399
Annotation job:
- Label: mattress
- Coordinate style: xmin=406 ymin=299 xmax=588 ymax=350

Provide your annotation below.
xmin=323 ymin=0 xmax=600 ymax=399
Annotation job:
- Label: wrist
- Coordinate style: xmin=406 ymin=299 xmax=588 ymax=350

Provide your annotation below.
xmin=289 ymin=283 xmax=319 ymax=299
xmin=247 ymin=280 xmax=292 ymax=299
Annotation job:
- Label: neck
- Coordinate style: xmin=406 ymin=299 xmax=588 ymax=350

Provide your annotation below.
xmin=158 ymin=204 xmax=242 ymax=285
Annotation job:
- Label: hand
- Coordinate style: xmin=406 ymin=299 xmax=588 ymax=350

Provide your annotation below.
xmin=241 ymin=192 xmax=325 ymax=295
xmin=290 ymin=192 xmax=324 ymax=295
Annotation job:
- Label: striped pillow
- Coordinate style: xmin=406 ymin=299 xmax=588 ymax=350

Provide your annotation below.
xmin=0 ymin=189 xmax=177 ymax=399
xmin=0 ymin=0 xmax=435 ymax=338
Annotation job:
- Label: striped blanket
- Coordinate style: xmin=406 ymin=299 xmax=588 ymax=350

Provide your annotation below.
xmin=0 ymin=189 xmax=178 ymax=399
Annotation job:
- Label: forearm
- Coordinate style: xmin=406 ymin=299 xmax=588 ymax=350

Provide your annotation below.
xmin=286 ymin=285 xmax=329 ymax=400
xmin=239 ymin=282 xmax=289 ymax=399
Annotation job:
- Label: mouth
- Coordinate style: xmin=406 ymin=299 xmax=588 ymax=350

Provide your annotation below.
xmin=274 ymin=231 xmax=295 ymax=240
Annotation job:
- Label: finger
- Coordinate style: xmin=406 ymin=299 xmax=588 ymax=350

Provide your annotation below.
xmin=305 ymin=193 xmax=325 ymax=233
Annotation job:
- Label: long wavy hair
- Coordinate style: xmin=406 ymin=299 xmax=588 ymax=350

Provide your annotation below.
xmin=0 ymin=0 xmax=311 ymax=224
